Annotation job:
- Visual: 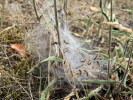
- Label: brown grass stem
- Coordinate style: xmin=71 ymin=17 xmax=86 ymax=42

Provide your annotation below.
xmin=54 ymin=0 xmax=62 ymax=58
xmin=33 ymin=0 xmax=40 ymax=21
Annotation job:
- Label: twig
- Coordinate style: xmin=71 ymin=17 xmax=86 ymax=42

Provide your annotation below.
xmin=54 ymin=0 xmax=62 ymax=58
xmin=0 ymin=24 xmax=16 ymax=34
xmin=33 ymin=0 xmax=40 ymax=21
xmin=54 ymin=0 xmax=60 ymax=45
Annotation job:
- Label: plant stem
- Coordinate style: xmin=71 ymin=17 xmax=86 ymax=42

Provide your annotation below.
xmin=106 ymin=0 xmax=113 ymax=98
xmin=46 ymin=35 xmax=52 ymax=100
xmin=1 ymin=0 xmax=5 ymax=27
xmin=131 ymin=0 xmax=133 ymax=29
xmin=96 ymin=0 xmax=107 ymax=42
xmin=108 ymin=0 xmax=113 ymax=80
xmin=38 ymin=52 xmax=41 ymax=99
xmin=33 ymin=0 xmax=40 ymax=21
xmin=54 ymin=0 xmax=62 ymax=58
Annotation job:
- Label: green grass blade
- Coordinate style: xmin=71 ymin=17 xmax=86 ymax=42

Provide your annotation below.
xmin=100 ymin=51 xmax=109 ymax=58
xmin=121 ymin=91 xmax=133 ymax=94
xmin=113 ymin=37 xmax=124 ymax=45
xmin=40 ymin=78 xmax=57 ymax=100
xmin=93 ymin=59 xmax=112 ymax=62
xmin=120 ymin=9 xmax=131 ymax=13
xmin=27 ymin=56 xmax=63 ymax=73
xmin=111 ymin=30 xmax=131 ymax=37
xmin=84 ymin=11 xmax=102 ymax=37
xmin=123 ymin=71 xmax=130 ymax=88
xmin=79 ymin=86 xmax=103 ymax=100
xmin=82 ymin=80 xmax=120 ymax=84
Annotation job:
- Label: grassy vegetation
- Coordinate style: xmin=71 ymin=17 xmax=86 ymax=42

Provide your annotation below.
xmin=1 ymin=0 xmax=133 ymax=100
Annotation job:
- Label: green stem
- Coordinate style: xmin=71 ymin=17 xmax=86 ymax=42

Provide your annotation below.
xmin=108 ymin=0 xmax=113 ymax=80
xmin=106 ymin=0 xmax=113 ymax=98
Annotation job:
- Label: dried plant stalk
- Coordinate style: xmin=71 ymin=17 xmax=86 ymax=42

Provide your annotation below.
xmin=102 ymin=22 xmax=133 ymax=34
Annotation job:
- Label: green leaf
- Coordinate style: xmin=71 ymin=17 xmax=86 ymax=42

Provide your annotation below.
xmin=27 ymin=56 xmax=63 ymax=73
xmin=93 ymin=59 xmax=112 ymax=62
xmin=82 ymin=80 xmax=120 ymax=84
xmin=112 ymin=30 xmax=131 ymax=37
xmin=113 ymin=37 xmax=124 ymax=45
xmin=79 ymin=86 xmax=103 ymax=100
xmin=40 ymin=78 xmax=57 ymax=100
xmin=54 ymin=25 xmax=58 ymax=30
xmin=118 ymin=43 xmax=124 ymax=56
xmin=120 ymin=9 xmax=131 ymax=13
xmin=84 ymin=40 xmax=92 ymax=43
xmin=121 ymin=91 xmax=133 ymax=94
xmin=84 ymin=11 xmax=102 ymax=37
xmin=100 ymin=51 xmax=108 ymax=58
xmin=123 ymin=71 xmax=130 ymax=88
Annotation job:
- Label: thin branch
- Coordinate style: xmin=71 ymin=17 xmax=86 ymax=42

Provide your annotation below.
xmin=54 ymin=0 xmax=62 ymax=58
xmin=54 ymin=0 xmax=60 ymax=46
xmin=33 ymin=0 xmax=40 ymax=21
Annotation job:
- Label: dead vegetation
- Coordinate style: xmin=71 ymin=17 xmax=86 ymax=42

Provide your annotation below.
xmin=1 ymin=0 xmax=133 ymax=100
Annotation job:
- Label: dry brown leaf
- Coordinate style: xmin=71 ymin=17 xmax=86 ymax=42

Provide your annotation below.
xmin=10 ymin=44 xmax=26 ymax=57
xmin=89 ymin=6 xmax=101 ymax=12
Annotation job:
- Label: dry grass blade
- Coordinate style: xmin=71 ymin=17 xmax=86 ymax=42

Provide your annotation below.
xmin=0 ymin=25 xmax=16 ymax=34
xmin=102 ymin=22 xmax=133 ymax=34
xmin=82 ymin=80 xmax=120 ymax=84
xmin=46 ymin=35 xmax=52 ymax=100
xmin=89 ymin=6 xmax=101 ymax=12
